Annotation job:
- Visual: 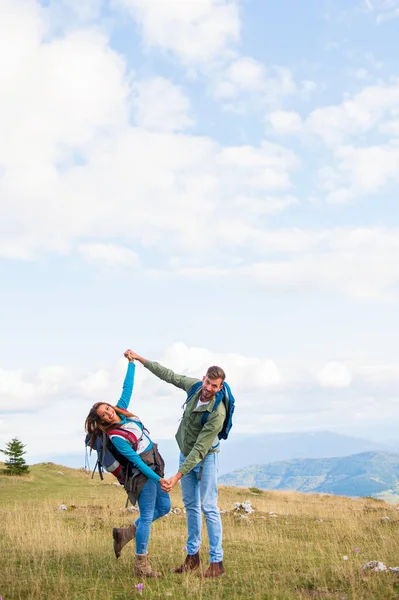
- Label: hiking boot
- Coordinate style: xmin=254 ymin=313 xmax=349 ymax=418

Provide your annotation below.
xmin=113 ymin=523 xmax=137 ymax=558
xmin=172 ymin=552 xmax=201 ymax=573
xmin=134 ymin=553 xmax=162 ymax=578
xmin=203 ymin=561 xmax=225 ymax=578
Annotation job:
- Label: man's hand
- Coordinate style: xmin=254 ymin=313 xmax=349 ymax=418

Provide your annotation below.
xmin=124 ymin=349 xmax=146 ymax=364
xmin=159 ymin=478 xmax=172 ymax=493
xmin=167 ymin=472 xmax=183 ymax=490
xmin=124 ymin=349 xmax=135 ymax=362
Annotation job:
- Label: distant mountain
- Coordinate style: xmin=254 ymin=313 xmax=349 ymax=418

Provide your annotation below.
xmin=219 ymin=451 xmax=399 ymax=498
xmin=29 ymin=431 xmax=395 ymax=476
xmin=214 ymin=431 xmax=394 ymax=475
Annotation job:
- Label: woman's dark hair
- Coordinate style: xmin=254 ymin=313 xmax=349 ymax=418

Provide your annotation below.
xmin=85 ymin=402 xmax=139 ymax=449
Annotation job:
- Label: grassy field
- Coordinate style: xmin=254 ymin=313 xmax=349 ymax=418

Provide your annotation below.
xmin=1 ymin=462 xmax=399 ymax=600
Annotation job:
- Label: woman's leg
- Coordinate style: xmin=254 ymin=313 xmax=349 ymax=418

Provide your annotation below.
xmin=131 ymin=484 xmax=170 ymax=537
xmin=136 ymin=479 xmax=157 ymax=555
xmin=153 ymin=486 xmax=171 ymax=521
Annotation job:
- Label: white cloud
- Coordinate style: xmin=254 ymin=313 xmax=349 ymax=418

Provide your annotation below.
xmin=0 ymin=0 xmax=299 ymax=268
xmin=78 ymin=243 xmax=140 ymax=267
xmin=380 ymin=119 xmax=399 ymax=135
xmin=214 ymin=61 xmax=298 ymax=107
xmin=301 ymin=80 xmax=399 ymax=205
xmin=118 ymin=0 xmax=240 ymax=63
xmin=377 ymin=8 xmax=399 ymax=22
xmin=268 ymin=110 xmax=303 ymax=134
xmin=318 ymin=362 xmax=352 ymax=388
xmin=47 ymin=0 xmax=104 ymax=21
xmin=0 ymin=369 xmax=38 ymax=410
xmin=320 ymin=143 xmax=399 ymax=203
xmin=218 ymin=142 xmax=299 ymax=191
xmin=364 ymin=0 xmax=399 ymax=23
xmin=0 ymin=0 xmax=130 ymax=263
xmin=132 ymin=77 xmax=193 ymax=132
xmin=0 ymin=116 xmax=299 ymax=259
xmin=79 ymin=369 xmax=112 ymax=396
xmin=2 ymin=0 xmax=399 ymax=311
xmin=234 ymin=194 xmax=298 ymax=214
xmin=224 ymin=57 xmax=266 ymax=92
xmin=0 ymin=19 xmax=129 ymax=170
xmin=306 ymin=81 xmax=399 ymax=145
xmin=162 ymin=342 xmax=282 ymax=389
xmin=174 ymin=227 xmax=399 ymax=300
xmin=0 ymin=365 xmax=69 ymax=411
xmin=358 ymin=365 xmax=399 ymax=388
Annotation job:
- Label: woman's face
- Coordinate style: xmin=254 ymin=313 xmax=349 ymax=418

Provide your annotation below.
xmin=96 ymin=403 xmax=118 ymax=424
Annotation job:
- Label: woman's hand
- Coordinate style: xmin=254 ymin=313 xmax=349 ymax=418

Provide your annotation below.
xmin=159 ymin=478 xmax=172 ymax=493
xmin=124 ymin=349 xmax=135 ymax=362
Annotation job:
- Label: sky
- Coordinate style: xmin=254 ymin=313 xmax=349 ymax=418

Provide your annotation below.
xmin=1 ymin=0 xmax=399 ymax=464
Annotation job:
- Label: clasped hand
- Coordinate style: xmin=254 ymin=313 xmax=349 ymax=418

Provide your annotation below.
xmin=159 ymin=473 xmax=182 ymax=493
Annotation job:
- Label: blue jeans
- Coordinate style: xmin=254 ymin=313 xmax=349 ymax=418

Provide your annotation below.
xmin=134 ymin=479 xmax=171 ymax=554
xmin=179 ymin=451 xmax=223 ymax=563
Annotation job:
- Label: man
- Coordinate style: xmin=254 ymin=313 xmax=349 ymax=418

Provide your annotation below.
xmin=128 ymin=350 xmax=228 ymax=578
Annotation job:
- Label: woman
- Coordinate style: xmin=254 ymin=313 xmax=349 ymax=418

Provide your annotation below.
xmin=85 ymin=349 xmax=171 ymax=578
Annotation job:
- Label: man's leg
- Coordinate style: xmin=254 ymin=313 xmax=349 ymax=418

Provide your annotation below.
xmin=172 ymin=452 xmax=202 ymax=573
xmin=200 ymin=452 xmax=224 ymax=576
xmin=180 ymin=452 xmax=202 ymax=554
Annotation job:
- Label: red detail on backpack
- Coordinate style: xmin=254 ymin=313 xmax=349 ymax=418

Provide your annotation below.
xmin=108 ymin=428 xmax=138 ymax=450
xmin=112 ymin=464 xmax=124 ymax=481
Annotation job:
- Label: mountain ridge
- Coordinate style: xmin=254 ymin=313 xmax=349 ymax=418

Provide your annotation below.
xmin=219 ymin=450 xmax=399 ymax=500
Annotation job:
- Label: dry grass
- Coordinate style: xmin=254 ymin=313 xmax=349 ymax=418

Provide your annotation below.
xmin=1 ymin=463 xmax=399 ymax=599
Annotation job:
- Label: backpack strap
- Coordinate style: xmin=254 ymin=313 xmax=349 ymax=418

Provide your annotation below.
xmin=90 ymin=432 xmax=107 ymax=480
xmin=182 ymin=381 xmax=202 ymax=410
xmin=101 ymin=431 xmax=107 ymax=464
xmin=200 ymin=384 xmax=228 ymax=427
xmin=108 ymin=427 xmax=139 ymax=451
xmin=129 ymin=419 xmax=151 ymax=441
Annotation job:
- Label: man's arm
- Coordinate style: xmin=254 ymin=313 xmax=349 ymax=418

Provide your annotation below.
xmin=127 ymin=351 xmax=199 ymax=393
xmin=126 ymin=351 xmax=147 ymax=364
xmin=180 ymin=406 xmax=225 ymax=475
xmin=167 ymin=407 xmax=226 ymax=489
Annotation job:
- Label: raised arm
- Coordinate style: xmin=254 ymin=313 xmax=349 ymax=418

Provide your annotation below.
xmin=127 ymin=350 xmax=199 ymax=393
xmin=116 ymin=350 xmax=136 ymax=410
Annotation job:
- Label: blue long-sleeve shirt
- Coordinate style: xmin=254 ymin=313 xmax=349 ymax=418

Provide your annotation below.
xmin=111 ymin=362 xmax=161 ymax=483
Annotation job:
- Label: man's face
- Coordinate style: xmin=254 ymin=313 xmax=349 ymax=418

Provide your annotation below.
xmin=201 ymin=375 xmax=224 ymax=400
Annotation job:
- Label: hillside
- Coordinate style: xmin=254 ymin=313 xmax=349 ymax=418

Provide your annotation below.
xmin=2 ymin=462 xmax=399 ymax=600
xmin=219 ymin=451 xmax=399 ymax=500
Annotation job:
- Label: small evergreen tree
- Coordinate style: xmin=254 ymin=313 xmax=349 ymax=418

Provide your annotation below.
xmin=0 ymin=437 xmax=30 ymax=475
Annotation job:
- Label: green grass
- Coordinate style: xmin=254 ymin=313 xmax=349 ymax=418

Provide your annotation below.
xmin=1 ymin=462 xmax=399 ymax=599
